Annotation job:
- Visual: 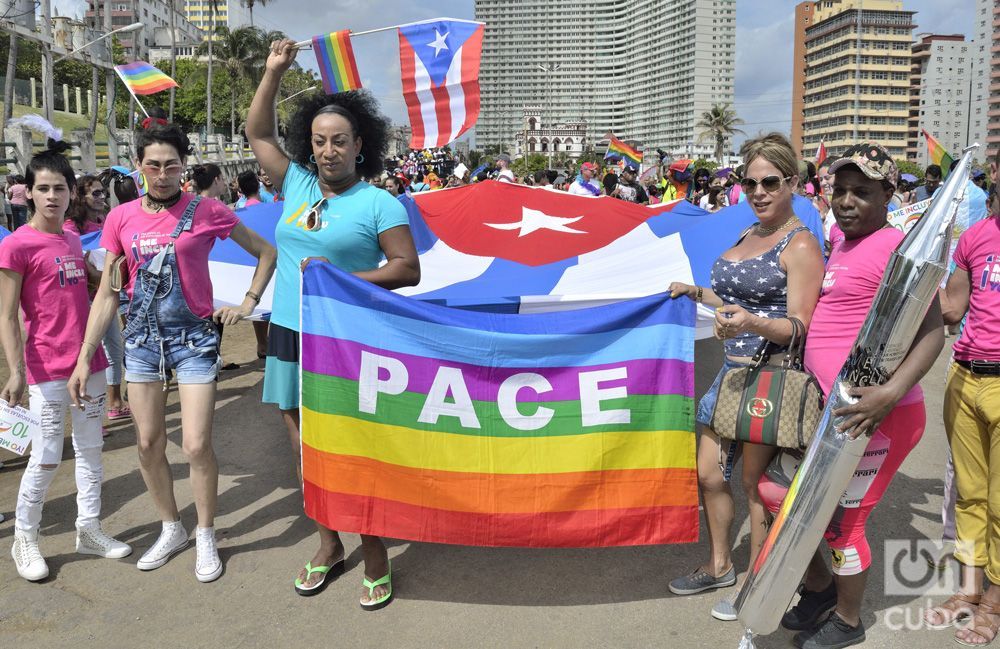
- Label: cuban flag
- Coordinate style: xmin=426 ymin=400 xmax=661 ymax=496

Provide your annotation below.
xmin=398 ymin=19 xmax=484 ymax=149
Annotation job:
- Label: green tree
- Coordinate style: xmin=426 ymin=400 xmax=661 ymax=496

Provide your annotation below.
xmin=695 ymin=103 xmax=745 ymax=162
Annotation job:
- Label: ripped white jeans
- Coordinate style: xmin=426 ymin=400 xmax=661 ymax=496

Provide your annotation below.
xmin=15 ymin=374 xmax=107 ymax=535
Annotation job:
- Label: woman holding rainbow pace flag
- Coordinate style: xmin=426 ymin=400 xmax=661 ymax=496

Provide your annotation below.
xmin=246 ymin=38 xmax=420 ymax=609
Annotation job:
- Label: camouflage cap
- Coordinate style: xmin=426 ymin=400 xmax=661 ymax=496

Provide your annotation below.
xmin=828 ymin=142 xmax=899 ymax=189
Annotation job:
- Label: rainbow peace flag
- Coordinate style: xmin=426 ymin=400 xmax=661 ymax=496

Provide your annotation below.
xmin=922 ymin=129 xmax=955 ymax=178
xmin=113 ymin=61 xmax=178 ymax=96
xmin=312 ymin=30 xmax=362 ymax=94
xmin=299 ymin=264 xmax=698 ymax=548
xmin=605 ymin=133 xmax=643 ymax=166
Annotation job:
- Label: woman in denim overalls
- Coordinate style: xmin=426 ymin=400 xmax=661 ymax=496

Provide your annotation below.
xmin=68 ymin=122 xmax=276 ymax=583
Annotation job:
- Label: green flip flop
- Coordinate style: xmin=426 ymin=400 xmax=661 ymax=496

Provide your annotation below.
xmin=293 ymin=559 xmax=345 ymax=597
xmin=360 ymin=562 xmax=393 ymax=611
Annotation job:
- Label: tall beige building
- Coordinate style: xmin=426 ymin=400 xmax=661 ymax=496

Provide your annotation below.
xmin=474 ymin=0 xmax=736 ymax=159
xmin=797 ymin=0 xmax=915 ymax=158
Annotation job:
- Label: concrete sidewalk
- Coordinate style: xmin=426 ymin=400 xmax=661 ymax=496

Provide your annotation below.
xmin=0 ymin=325 xmax=961 ymax=648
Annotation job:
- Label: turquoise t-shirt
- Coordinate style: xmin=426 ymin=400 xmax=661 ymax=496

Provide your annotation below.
xmin=271 ymin=163 xmax=410 ymax=331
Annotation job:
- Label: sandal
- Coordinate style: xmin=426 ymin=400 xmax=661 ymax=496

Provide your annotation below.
xmin=106 ymin=405 xmax=132 ymax=421
xmin=957 ymin=600 xmax=1000 ymax=646
xmin=293 ymin=559 xmax=345 ymax=597
xmin=925 ymin=592 xmax=980 ymax=630
xmin=360 ymin=561 xmax=393 ymax=611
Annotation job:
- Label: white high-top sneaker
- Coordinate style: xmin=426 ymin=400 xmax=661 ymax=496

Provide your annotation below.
xmin=11 ymin=529 xmax=49 ymax=581
xmin=136 ymin=520 xmax=188 ymax=571
xmin=76 ymin=522 xmax=133 ymax=559
xmin=195 ymin=527 xmax=222 ymax=583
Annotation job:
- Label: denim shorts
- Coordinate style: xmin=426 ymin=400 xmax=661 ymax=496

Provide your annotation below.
xmin=696 ymin=358 xmax=747 ymax=427
xmin=124 ymin=322 xmax=221 ymax=384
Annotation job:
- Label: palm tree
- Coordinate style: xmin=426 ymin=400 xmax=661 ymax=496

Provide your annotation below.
xmin=199 ymin=26 xmax=277 ymax=138
xmin=242 ymin=0 xmax=269 ymax=27
xmin=695 ymin=103 xmax=746 ymax=162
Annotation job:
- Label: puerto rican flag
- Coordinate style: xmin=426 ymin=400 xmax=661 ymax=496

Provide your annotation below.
xmin=398 ymin=19 xmax=484 ymax=149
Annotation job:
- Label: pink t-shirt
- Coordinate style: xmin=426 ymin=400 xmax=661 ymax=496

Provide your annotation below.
xmin=100 ymin=195 xmax=240 ymax=319
xmin=952 ymin=216 xmax=1000 ymax=361
xmin=0 ymin=226 xmax=108 ymax=384
xmin=62 ymin=218 xmax=103 ymax=235
xmin=805 ymin=227 xmax=923 ymax=405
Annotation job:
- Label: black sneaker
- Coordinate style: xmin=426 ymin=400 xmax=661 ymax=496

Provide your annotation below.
xmin=782 ymin=581 xmax=838 ymax=631
xmin=793 ymin=613 xmax=865 ymax=649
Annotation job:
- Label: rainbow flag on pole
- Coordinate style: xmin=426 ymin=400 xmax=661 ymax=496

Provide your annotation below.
xmin=312 ymin=30 xmax=362 ymax=94
xmin=113 ymin=61 xmax=178 ymax=95
xmin=604 ymin=133 xmax=643 ymax=166
xmin=299 ymin=264 xmax=698 ymax=548
xmin=922 ymin=129 xmax=955 ymax=178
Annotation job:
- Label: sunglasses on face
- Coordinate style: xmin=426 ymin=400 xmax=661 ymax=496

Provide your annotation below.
xmin=741 ymin=175 xmax=792 ymax=193
xmin=297 ymin=197 xmax=328 ymax=232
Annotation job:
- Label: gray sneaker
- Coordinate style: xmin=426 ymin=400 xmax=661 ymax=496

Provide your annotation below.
xmin=711 ymin=591 xmax=739 ymax=621
xmin=669 ymin=566 xmax=737 ymax=596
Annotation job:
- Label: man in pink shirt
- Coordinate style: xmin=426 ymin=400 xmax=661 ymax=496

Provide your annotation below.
xmin=930 ymin=146 xmax=1000 ymax=645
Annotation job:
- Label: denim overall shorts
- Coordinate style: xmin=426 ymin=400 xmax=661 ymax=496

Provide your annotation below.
xmin=121 ymin=196 xmax=221 ymax=388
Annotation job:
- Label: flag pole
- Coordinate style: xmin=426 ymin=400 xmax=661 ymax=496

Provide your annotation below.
xmin=293 ymin=17 xmax=485 ymax=49
xmin=113 ymin=67 xmax=151 ymax=118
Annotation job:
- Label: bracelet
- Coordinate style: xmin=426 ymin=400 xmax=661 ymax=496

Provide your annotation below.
xmin=695 ymin=286 xmax=703 ymax=303
xmin=245 ymin=290 xmax=261 ymax=304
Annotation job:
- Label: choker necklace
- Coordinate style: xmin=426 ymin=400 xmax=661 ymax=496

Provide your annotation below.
xmin=756 ymin=217 xmax=798 ymax=236
xmin=144 ymin=191 xmax=184 ymax=213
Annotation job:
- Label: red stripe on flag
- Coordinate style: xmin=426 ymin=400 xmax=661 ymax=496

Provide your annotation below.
xmin=747 ymin=371 xmax=773 ymax=444
xmin=398 ymin=34 xmax=425 ymax=148
xmin=304 ymin=483 xmax=700 ymax=547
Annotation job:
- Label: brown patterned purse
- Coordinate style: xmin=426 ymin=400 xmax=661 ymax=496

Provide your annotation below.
xmin=710 ymin=317 xmax=824 ymax=450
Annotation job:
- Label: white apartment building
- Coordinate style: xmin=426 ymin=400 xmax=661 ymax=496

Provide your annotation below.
xmin=908 ymin=34 xmax=971 ymax=167
xmin=474 ymin=0 xmax=736 ymax=159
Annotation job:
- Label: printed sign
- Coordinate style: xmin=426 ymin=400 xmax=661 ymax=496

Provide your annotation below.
xmin=0 ymin=401 xmax=40 ymax=456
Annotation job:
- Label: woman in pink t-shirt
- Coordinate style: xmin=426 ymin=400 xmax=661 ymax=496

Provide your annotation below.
xmin=756 ymin=144 xmax=943 ymax=648
xmin=0 ymin=142 xmax=133 ymax=582
xmin=68 ymin=122 xmax=276 ymax=584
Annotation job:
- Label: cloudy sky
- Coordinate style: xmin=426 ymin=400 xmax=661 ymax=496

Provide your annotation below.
xmin=60 ymin=0 xmax=976 ymax=145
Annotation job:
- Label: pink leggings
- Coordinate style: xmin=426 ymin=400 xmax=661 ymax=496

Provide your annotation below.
xmin=758 ymin=401 xmax=926 ymax=575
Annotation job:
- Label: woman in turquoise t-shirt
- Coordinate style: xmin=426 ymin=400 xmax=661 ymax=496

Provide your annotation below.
xmin=247 ymin=38 xmax=420 ymax=610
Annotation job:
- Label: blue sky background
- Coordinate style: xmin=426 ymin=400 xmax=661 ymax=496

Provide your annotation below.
xmin=62 ymin=0 xmax=977 ymax=147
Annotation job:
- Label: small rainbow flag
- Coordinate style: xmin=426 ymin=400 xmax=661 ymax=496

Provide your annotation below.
xmin=604 ymin=133 xmax=642 ymax=166
xmin=113 ymin=61 xmax=178 ymax=96
xmin=300 ymin=264 xmax=698 ymax=548
xmin=312 ymin=30 xmax=362 ymax=94
xmin=922 ymin=129 xmax=955 ymax=178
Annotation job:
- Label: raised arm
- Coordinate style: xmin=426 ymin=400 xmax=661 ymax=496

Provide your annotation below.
xmin=246 ymin=38 xmax=298 ymax=190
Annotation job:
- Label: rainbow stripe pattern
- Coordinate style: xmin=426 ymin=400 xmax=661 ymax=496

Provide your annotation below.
xmin=605 ymin=134 xmax=643 ymax=166
xmin=299 ymin=264 xmax=698 ymax=548
xmin=113 ymin=61 xmax=178 ymax=96
xmin=312 ymin=30 xmax=362 ymax=94
xmin=922 ymin=129 xmax=955 ymax=178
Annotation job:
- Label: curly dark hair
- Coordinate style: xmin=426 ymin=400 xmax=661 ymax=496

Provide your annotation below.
xmin=135 ymin=122 xmax=193 ymax=161
xmin=285 ymin=89 xmax=391 ymax=179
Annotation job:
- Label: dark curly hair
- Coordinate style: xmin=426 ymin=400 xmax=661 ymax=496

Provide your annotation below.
xmin=285 ymin=89 xmax=391 ymax=179
xmin=25 ymin=139 xmax=76 ymax=214
xmin=135 ymin=122 xmax=193 ymax=161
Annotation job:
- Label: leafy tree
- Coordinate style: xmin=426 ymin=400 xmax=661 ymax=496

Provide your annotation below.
xmin=695 ymin=103 xmax=745 ymax=162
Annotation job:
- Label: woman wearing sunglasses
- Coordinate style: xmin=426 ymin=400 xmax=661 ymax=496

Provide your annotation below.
xmin=67 ymin=120 xmax=276 ymax=583
xmin=246 ymin=39 xmax=420 ymax=609
xmin=64 ymin=177 xmax=130 ymax=425
xmin=667 ymin=132 xmax=825 ymax=621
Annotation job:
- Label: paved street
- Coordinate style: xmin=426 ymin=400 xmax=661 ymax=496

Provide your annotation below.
xmin=0 ymin=325 xmax=963 ymax=648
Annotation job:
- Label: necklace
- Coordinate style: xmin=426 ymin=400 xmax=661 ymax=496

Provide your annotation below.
xmin=756 ymin=217 xmax=798 ymax=236
xmin=144 ymin=191 xmax=184 ymax=213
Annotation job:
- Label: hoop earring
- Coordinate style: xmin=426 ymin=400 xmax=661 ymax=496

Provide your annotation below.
xmin=356 ymin=153 xmax=365 ymax=164
xmin=309 ymin=154 xmax=316 ymax=164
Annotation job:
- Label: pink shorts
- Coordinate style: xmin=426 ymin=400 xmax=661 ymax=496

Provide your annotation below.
xmin=758 ymin=401 xmax=926 ymax=575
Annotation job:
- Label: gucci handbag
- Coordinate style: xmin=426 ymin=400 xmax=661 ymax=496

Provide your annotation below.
xmin=710 ymin=317 xmax=824 ymax=450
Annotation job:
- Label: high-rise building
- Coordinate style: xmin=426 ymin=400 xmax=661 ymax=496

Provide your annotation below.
xmin=474 ymin=0 xmax=736 ymax=159
xmin=793 ymin=0 xmax=915 ymax=159
xmin=86 ymin=0 xmax=202 ymax=60
xmin=907 ymin=34 xmax=970 ymax=167
xmin=969 ymin=0 xmax=991 ymax=157
xmin=184 ymin=0 xmax=252 ymax=38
